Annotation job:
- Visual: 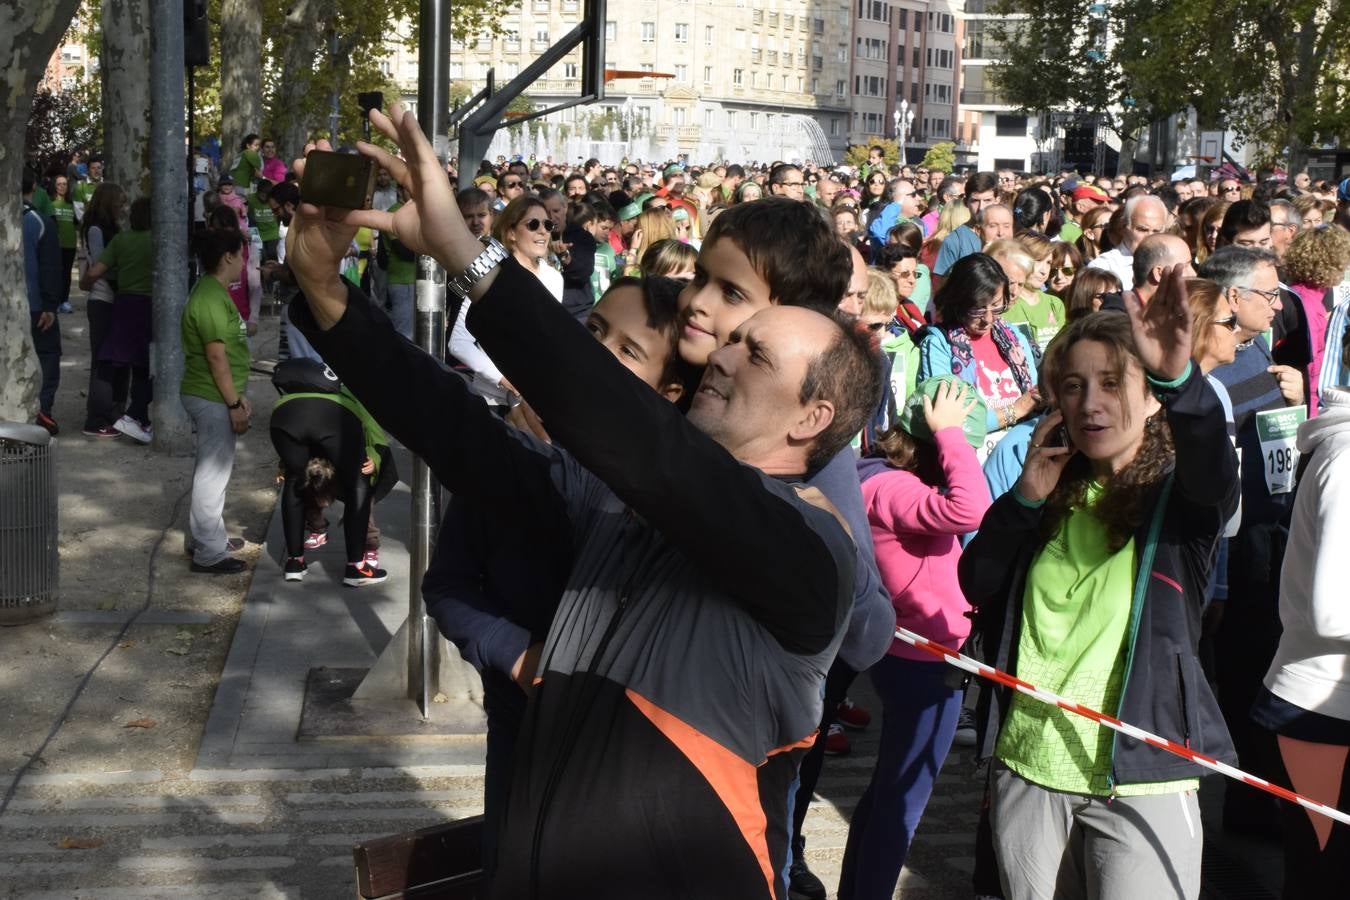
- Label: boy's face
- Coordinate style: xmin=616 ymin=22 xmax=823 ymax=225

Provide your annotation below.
xmin=676 ymin=236 xmax=774 ymax=367
xmin=586 ymin=285 xmax=683 ymax=402
xmin=461 ymin=203 xmax=491 ymax=237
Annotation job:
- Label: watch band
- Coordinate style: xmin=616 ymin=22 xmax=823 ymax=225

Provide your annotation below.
xmin=448 ymin=238 xmax=510 ymax=301
xmin=228 ymin=397 xmax=245 ymax=410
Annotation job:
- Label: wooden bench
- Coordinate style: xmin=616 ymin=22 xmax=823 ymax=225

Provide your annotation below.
xmin=353 ymin=815 xmax=485 ymax=899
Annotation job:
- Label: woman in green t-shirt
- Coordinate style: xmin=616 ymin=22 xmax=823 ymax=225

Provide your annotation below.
xmin=180 ymin=227 xmax=251 ymax=574
xmin=959 ymin=268 xmax=1239 ymax=900
xmin=51 ymin=175 xmax=79 ymax=313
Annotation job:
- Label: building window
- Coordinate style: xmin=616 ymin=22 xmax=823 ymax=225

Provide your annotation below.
xmin=750 ymin=112 xmax=759 ymax=129
xmin=728 ymin=110 xmax=738 ymax=129
xmin=450 ymin=61 xmax=463 ymax=78
xmin=995 ymin=114 xmax=1028 ymax=137
xmin=564 ymin=62 xmax=578 ymax=78
xmin=835 ymin=79 xmax=846 ymax=97
xmin=705 ymin=24 xmax=714 ymax=45
xmin=703 ymin=65 xmax=713 ymax=84
xmin=733 ymin=68 xmax=744 ymax=86
xmin=640 ymin=62 xmax=654 ymax=73
xmin=673 ymin=107 xmax=686 ymax=126
xmin=675 ymin=64 xmax=688 ymax=81
xmin=641 ymin=22 xmax=655 ymax=42
xmin=533 ymin=24 xmax=550 ymax=44
xmin=674 ymin=23 xmax=689 ymax=42
xmin=830 ymin=117 xmax=839 ymax=136
xmin=811 ymin=77 xmax=819 ymax=93
xmin=605 ymin=21 xmax=617 ymax=42
xmin=910 ymin=81 xmax=919 ymax=103
xmin=705 ymin=108 xmax=715 ymax=127
xmin=503 ymin=61 xmax=519 ymax=77
xmin=911 ymin=47 xmax=920 ymax=68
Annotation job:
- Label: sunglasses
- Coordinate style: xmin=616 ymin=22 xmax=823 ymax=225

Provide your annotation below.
xmin=504 ymin=180 xmax=524 ymax=189
xmin=522 ymin=217 xmax=555 ymax=232
xmin=865 ymin=321 xmax=888 ymax=332
xmin=1055 ymin=266 xmax=1076 ymax=277
xmin=963 ymin=302 xmax=1008 ymax=321
xmin=1212 ymin=316 xmax=1239 ymax=332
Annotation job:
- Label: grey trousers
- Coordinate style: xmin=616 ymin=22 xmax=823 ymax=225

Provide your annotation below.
xmin=182 ymin=393 xmax=237 ymax=566
xmin=990 ymin=764 xmax=1201 ymax=900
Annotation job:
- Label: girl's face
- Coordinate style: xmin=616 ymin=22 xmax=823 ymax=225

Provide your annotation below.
xmin=1031 ymin=255 xmax=1052 ymax=290
xmin=1057 ymin=339 xmax=1161 ymax=475
xmin=867 ymin=176 xmax=886 ymax=197
xmin=55 ymin=176 xmax=69 ymax=198
xmin=508 ymin=204 xmax=551 ymax=259
xmin=834 ymin=212 xmax=857 ymax=237
xmin=1302 ymin=208 xmax=1323 ymax=229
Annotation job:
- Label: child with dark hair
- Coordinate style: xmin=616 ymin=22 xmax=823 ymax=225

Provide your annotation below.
xmin=841 ymin=377 xmax=992 ymax=899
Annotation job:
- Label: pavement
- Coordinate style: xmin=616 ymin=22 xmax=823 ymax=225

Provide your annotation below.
xmin=0 ymin=290 xmax=1287 ymax=898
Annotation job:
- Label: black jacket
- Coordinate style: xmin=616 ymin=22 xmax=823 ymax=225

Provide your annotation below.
xmin=959 ymin=364 xmax=1240 ymax=787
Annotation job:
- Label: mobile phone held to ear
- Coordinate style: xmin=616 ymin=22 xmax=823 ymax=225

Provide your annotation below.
xmin=1047 ymin=423 xmax=1072 ymax=450
xmin=301 ymin=150 xmax=376 ymax=210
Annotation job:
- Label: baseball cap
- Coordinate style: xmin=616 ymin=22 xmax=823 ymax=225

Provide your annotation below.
xmin=1071 ymin=185 xmax=1110 ymax=204
xmin=217 ymin=174 xmax=234 ymax=185
xmin=895 ymin=376 xmax=987 ymax=449
xmin=617 ymin=202 xmax=641 ymax=222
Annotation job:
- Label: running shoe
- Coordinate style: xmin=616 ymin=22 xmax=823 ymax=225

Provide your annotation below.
xmin=822 ymin=722 xmax=851 ymax=756
xmin=36 ymin=412 xmax=59 ymax=435
xmin=343 ymin=560 xmax=388 ymax=587
xmin=283 ymin=557 xmax=307 ymax=582
xmin=304 ymin=530 xmax=328 ymax=551
xmin=113 ymin=414 xmax=152 ymax=444
xmin=58 ymin=301 xmax=74 ymax=314
xmin=953 ymin=707 xmax=977 ymax=747
xmin=836 ymin=696 xmax=872 ymax=731
xmin=362 ymin=549 xmax=380 ymax=568
xmin=83 ymin=425 xmax=119 ymax=438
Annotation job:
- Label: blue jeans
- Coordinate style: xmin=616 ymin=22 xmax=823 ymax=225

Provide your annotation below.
xmin=837 ymin=655 xmax=962 ymax=900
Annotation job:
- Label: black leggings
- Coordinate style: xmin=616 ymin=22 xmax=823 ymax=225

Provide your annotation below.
xmin=271 ymin=398 xmax=381 ymax=564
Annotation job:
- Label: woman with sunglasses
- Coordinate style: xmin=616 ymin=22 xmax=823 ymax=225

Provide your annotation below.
xmin=862 ymin=173 xmax=890 ymax=226
xmin=1046 ymin=240 xmax=1082 ymax=300
xmin=1073 ymin=206 xmax=1113 ymax=264
xmin=916 ymin=253 xmax=1039 ymax=442
xmin=492 ymin=195 xmax=563 ymax=301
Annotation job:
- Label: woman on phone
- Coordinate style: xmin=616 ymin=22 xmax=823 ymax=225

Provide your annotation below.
xmin=960 ymin=271 xmax=1239 ymax=900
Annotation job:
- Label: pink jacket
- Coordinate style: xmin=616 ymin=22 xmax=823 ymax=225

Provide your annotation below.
xmin=1290 ymin=283 xmax=1329 ymax=415
xmin=261 ymin=156 xmax=288 ymax=185
xmin=857 ymin=427 xmax=992 ymax=660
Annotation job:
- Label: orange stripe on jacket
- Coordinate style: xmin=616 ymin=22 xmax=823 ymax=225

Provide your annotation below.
xmin=627 ymin=688 xmax=793 ymax=899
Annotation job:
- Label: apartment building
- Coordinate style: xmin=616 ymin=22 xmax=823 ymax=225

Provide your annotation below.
xmin=847 ymin=0 xmax=961 ymax=163
xmin=396 ymin=0 xmax=859 ymax=163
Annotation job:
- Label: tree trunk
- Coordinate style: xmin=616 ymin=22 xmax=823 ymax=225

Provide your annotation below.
xmin=0 ymin=0 xmax=83 ymax=422
xmin=102 ymin=0 xmax=153 ymax=196
xmin=274 ymin=0 xmax=326 ymax=159
xmin=219 ymin=0 xmax=263 ymax=163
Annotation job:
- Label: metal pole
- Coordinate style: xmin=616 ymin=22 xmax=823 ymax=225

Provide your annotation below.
xmin=408 ymin=0 xmax=453 ymax=717
xmin=149 ymin=0 xmax=193 ymax=454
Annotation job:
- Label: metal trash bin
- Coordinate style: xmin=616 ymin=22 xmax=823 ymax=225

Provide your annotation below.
xmin=0 ymin=421 xmax=58 ymax=624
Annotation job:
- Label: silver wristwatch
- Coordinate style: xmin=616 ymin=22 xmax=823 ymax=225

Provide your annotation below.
xmin=448 ymin=237 xmax=510 ymax=300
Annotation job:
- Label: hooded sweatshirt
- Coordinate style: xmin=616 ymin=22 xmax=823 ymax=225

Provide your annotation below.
xmin=1264 ymin=386 xmax=1350 ymax=721
xmin=857 ymin=427 xmax=992 ymax=660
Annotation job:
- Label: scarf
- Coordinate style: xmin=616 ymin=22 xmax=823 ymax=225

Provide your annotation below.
xmin=944 ymin=319 xmax=1035 ymax=393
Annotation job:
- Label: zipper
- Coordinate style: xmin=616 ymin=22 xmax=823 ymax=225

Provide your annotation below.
xmin=527 ymin=511 xmax=651 ymax=898
xmin=1107 ymin=474 xmax=1173 ymax=793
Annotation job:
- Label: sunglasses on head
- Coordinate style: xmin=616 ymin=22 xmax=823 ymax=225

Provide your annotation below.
xmin=523 ymin=217 xmax=555 ymax=232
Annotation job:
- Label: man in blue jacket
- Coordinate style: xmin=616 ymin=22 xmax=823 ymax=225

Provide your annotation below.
xmin=23 ymin=168 xmax=63 ymax=434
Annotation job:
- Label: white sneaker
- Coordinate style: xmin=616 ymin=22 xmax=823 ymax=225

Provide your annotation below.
xmin=113 ymin=415 xmax=153 ymax=444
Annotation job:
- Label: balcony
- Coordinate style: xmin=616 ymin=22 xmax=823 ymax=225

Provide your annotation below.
xmin=768 ymin=12 xmax=778 ymax=26
xmin=532 ymin=38 xmax=551 ymax=50
xmin=751 ymin=48 xmax=761 ymax=62
xmin=532 ymin=0 xmax=550 ymax=11
xmin=505 ymin=39 xmax=521 ymax=52
xmin=797 ymin=52 xmax=806 ymax=65
xmin=752 ymin=9 xmax=763 ymax=23
xmin=784 ymin=14 xmax=793 ymax=28
xmin=767 ymin=50 xmax=778 ymax=64
xmin=959 ymin=89 xmax=1006 ymax=104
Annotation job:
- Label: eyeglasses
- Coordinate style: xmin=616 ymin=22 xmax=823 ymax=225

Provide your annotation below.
xmin=1055 ymin=266 xmax=1076 ymax=277
xmin=522 ymin=217 xmax=555 ymax=232
xmin=1212 ymin=316 xmax=1239 ymax=332
xmin=1271 ymin=220 xmax=1297 ymax=230
xmin=1221 ymin=185 xmax=1241 ymax=193
xmin=1241 ymin=286 xmax=1280 ymax=306
xmin=503 ymin=180 xmax=524 ymax=189
xmin=963 ymin=302 xmax=1008 ymax=321
xmin=869 ymin=179 xmax=886 ymax=186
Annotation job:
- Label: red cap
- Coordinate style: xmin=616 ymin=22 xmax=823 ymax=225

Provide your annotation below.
xmin=1071 ymin=185 xmax=1110 ymax=204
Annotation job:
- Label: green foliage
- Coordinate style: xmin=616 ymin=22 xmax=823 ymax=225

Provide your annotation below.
xmin=25 ymin=89 xmax=98 ymax=172
xmin=920 ymin=142 xmax=956 ymax=173
xmin=843 ymin=137 xmax=899 ymax=168
xmin=988 ymin=0 xmax=1350 ymax=167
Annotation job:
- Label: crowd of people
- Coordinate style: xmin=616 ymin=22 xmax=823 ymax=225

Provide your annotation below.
xmin=20 ymin=120 xmax=1350 ymax=899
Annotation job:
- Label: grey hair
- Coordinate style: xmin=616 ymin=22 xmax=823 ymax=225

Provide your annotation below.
xmin=1131 ymin=234 xmax=1189 ymax=286
xmin=1196 ymin=245 xmax=1281 ymax=291
xmin=1269 ymin=198 xmax=1301 ymax=226
xmin=1123 ymin=193 xmax=1165 ymax=224
xmin=975 ymin=203 xmax=1013 ymax=227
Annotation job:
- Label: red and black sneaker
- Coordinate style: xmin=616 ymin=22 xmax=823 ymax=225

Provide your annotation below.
xmin=36 ymin=412 xmax=59 ymax=435
xmin=342 ymin=560 xmax=388 ymax=587
xmin=822 ymin=723 xmax=851 ymax=756
xmin=836 ymin=696 xmax=873 ymax=731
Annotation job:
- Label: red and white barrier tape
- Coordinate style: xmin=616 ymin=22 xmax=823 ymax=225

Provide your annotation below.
xmin=894 ymin=626 xmax=1350 ymax=827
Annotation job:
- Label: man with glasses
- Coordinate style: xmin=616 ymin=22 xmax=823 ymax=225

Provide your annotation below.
xmin=768 ymin=163 xmax=808 ymax=202
xmin=1198 ymin=245 xmax=1307 ymax=838
xmin=1086 ymin=194 xmax=1167 ymax=290
xmin=1267 ymin=199 xmax=1301 ymax=259
xmin=869 ymin=177 xmax=923 ymax=245
xmin=933 ymin=171 xmax=998 ymax=290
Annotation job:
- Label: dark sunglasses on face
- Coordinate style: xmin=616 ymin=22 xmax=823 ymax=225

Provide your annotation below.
xmin=866 ymin=321 xmax=888 ymax=332
xmin=523 ymin=217 xmax=555 ymax=232
xmin=504 ymin=180 xmax=523 ymax=189
xmin=1212 ymin=316 xmax=1239 ymax=332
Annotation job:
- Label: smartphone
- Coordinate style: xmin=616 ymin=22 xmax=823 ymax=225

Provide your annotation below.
xmin=1046 ymin=423 xmax=1072 ymax=449
xmin=301 ymin=150 xmax=376 ymax=210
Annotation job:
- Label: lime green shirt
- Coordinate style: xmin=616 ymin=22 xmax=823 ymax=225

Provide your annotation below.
xmin=51 ymin=199 xmax=78 ymax=248
xmin=231 ymin=148 xmax=263 ymax=188
xmin=181 ymin=275 xmax=250 ymax=404
xmin=1003 ymin=291 xmax=1066 ymax=352
xmin=72 ymin=181 xmax=99 ymax=205
xmin=246 ymin=194 xmax=280 ymax=241
xmin=30 ymin=186 xmax=54 ymax=216
xmin=1059 ymin=221 xmax=1083 ymax=245
xmin=384 ymin=202 xmax=417 ymax=285
xmin=99 ymin=229 xmax=155 ymax=295
xmin=996 ymin=484 xmax=1197 ymax=796
xmin=274 ymin=389 xmax=388 ymax=479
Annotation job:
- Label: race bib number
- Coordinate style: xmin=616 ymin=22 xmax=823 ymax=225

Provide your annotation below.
xmin=975 ymin=426 xmax=1012 ymax=466
xmin=1255 ymin=405 xmax=1307 ymax=495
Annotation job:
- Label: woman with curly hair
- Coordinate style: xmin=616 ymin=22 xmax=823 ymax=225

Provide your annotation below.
xmin=1283 ymin=225 xmax=1350 ymax=414
xmin=960 ymin=270 xmax=1239 ymax=900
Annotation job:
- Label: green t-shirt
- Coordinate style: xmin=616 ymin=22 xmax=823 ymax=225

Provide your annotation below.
xmin=274 ymin=389 xmax=389 ymax=479
xmin=30 ymin=186 xmax=54 ymax=216
xmin=1003 ymin=291 xmax=1066 ymax=352
xmin=231 ymin=148 xmax=263 ymax=188
xmin=99 ymin=229 xmax=155 ymax=295
xmin=384 ymin=202 xmax=417 ymax=285
xmin=1059 ymin=221 xmax=1083 ymax=245
xmin=51 ymin=199 xmax=78 ymax=249
xmin=181 ymin=275 xmax=250 ymax=404
xmin=246 ymin=194 xmax=280 ymax=241
xmin=997 ymin=485 xmax=1199 ymax=797
xmin=591 ymin=242 xmax=617 ymax=303
xmin=72 ymin=181 xmax=99 ymax=205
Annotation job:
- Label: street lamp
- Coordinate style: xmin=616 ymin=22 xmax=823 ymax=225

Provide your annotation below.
xmin=894 ymin=99 xmax=914 ymax=164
